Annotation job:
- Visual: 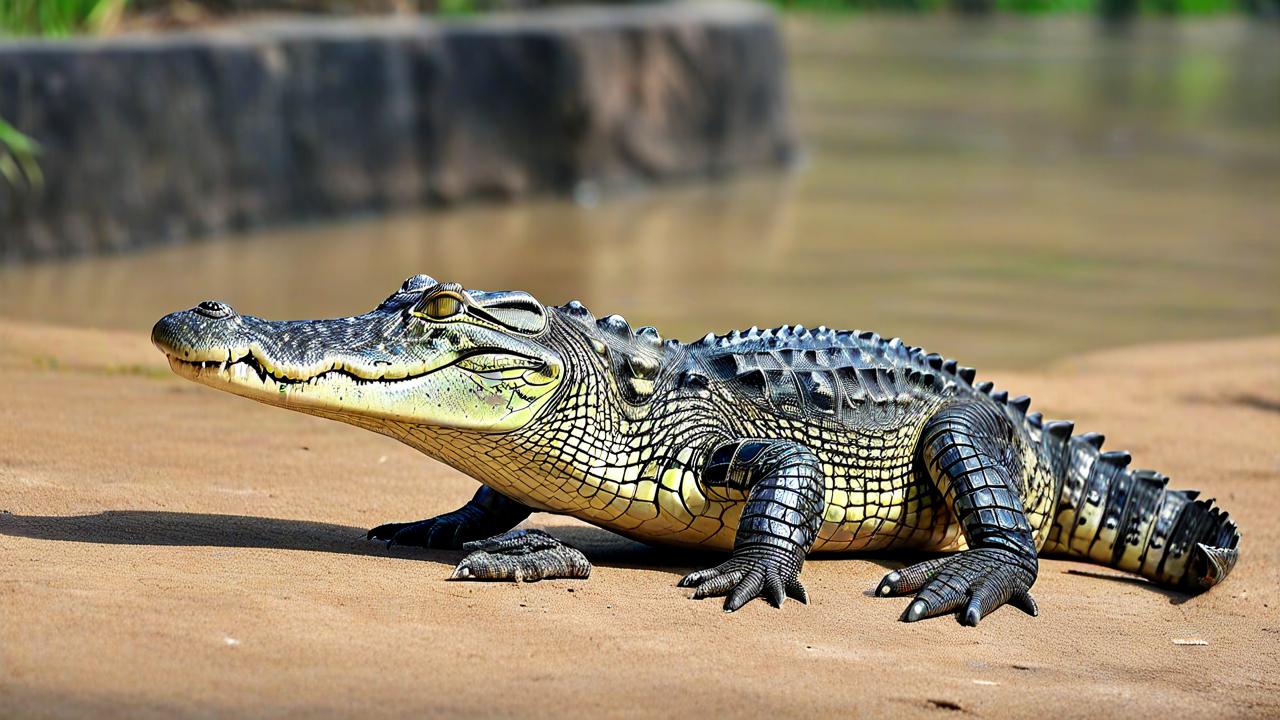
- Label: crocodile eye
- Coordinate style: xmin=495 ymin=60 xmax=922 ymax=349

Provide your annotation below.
xmin=418 ymin=293 xmax=464 ymax=320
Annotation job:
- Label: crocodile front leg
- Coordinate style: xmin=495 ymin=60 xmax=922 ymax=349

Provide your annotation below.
xmin=679 ymin=439 xmax=825 ymax=612
xmin=876 ymin=401 xmax=1040 ymax=625
xmin=366 ymin=485 xmax=532 ymax=549
xmin=450 ymin=529 xmax=591 ymax=582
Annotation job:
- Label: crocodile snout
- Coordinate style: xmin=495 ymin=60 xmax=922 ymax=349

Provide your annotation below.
xmin=152 ymin=302 xmax=244 ymax=360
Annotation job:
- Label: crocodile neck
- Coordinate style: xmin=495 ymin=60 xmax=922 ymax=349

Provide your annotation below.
xmin=335 ymin=312 xmax=722 ymax=514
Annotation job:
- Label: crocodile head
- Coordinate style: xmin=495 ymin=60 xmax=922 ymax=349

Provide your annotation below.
xmin=151 ymin=275 xmax=564 ymax=433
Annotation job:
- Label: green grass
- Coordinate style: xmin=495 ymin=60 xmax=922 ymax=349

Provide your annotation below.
xmin=437 ymin=0 xmax=479 ymax=17
xmin=0 ymin=117 xmax=42 ymax=193
xmin=0 ymin=0 xmax=128 ymax=37
xmin=0 ymin=1 xmax=130 ymax=189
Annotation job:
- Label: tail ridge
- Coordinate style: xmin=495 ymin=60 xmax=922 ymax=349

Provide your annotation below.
xmin=1040 ymin=421 xmax=1240 ymax=592
xmin=975 ymin=383 xmax=1242 ymax=593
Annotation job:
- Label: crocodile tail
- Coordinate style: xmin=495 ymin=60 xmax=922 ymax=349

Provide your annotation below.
xmin=1036 ymin=422 xmax=1240 ymax=593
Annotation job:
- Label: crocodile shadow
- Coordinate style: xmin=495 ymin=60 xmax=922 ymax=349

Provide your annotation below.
xmin=0 ymin=510 xmax=1187 ymax=604
xmin=0 ymin=510 xmax=729 ymax=577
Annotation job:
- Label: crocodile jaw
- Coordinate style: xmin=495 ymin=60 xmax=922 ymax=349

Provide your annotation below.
xmin=164 ymin=351 xmax=561 ymax=432
xmin=153 ymin=303 xmax=563 ymax=433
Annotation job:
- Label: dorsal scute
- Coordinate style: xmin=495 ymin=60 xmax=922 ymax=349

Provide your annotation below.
xmin=556 ymin=303 xmax=671 ymax=402
xmin=692 ymin=326 xmax=919 ymax=424
xmin=692 ymin=324 xmax=876 ymax=356
xmin=597 ymin=314 xmax=633 ymax=341
xmin=635 ymin=325 xmax=664 ymax=348
xmin=559 ymin=312 xmax=996 ymax=412
xmin=690 ymin=325 xmax=979 ymax=386
xmin=558 ymin=299 xmax=595 ymax=323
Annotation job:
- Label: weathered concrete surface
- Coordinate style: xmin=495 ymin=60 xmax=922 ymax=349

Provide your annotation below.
xmin=0 ymin=2 xmax=794 ymax=260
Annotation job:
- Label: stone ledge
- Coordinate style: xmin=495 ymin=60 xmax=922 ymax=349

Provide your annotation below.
xmin=0 ymin=1 xmax=794 ymax=260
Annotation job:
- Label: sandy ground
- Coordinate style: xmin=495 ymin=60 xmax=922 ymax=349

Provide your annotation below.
xmin=1 ymin=319 xmax=1278 ymax=718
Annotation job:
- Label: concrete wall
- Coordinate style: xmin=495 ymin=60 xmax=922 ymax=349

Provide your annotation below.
xmin=0 ymin=2 xmax=794 ymax=260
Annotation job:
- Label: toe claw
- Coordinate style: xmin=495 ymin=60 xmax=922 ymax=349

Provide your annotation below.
xmin=366 ymin=522 xmax=404 ymax=542
xmin=763 ymin=576 xmax=787 ymax=608
xmin=723 ymin=576 xmax=763 ymax=613
xmin=785 ymin=578 xmax=808 ymax=604
xmin=902 ymin=599 xmax=929 ymax=623
xmin=679 ymin=569 xmax=714 ymax=589
xmin=896 ymin=548 xmax=1037 ymax=625
xmin=685 ymin=546 xmax=808 ymax=612
xmin=691 ymin=570 xmax=739 ymax=600
xmin=1010 ymin=590 xmax=1039 ymax=617
xmin=876 ymin=572 xmax=900 ymax=596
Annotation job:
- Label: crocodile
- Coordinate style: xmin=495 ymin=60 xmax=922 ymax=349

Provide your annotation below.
xmin=151 ymin=275 xmax=1241 ymax=624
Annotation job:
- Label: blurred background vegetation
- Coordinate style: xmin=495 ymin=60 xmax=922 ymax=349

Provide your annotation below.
xmin=0 ymin=0 xmax=1278 ymax=38
xmin=0 ymin=0 xmax=1274 ymax=173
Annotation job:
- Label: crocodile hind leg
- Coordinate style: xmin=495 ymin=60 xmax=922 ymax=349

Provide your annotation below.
xmin=366 ymin=486 xmax=532 ymax=549
xmin=450 ymin=529 xmax=591 ymax=582
xmin=679 ymin=439 xmax=825 ymax=612
xmin=876 ymin=401 xmax=1040 ymax=626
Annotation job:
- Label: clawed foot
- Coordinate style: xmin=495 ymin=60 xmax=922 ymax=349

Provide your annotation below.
xmin=875 ymin=548 xmax=1038 ymax=626
xmin=366 ymin=507 xmax=491 ymax=550
xmin=450 ymin=529 xmax=591 ymax=582
xmin=678 ymin=545 xmax=808 ymax=612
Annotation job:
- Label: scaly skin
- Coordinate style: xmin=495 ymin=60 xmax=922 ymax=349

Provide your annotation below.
xmin=153 ymin=275 xmax=1241 ymax=623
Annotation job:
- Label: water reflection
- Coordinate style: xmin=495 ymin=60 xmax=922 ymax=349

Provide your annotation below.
xmin=1 ymin=16 xmax=1276 ymax=369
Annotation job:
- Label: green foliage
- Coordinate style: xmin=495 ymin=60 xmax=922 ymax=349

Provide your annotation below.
xmin=436 ymin=0 xmax=478 ymax=17
xmin=0 ymin=0 xmax=128 ymax=37
xmin=0 ymin=117 xmax=42 ymax=193
xmin=993 ymin=0 xmax=1095 ymax=13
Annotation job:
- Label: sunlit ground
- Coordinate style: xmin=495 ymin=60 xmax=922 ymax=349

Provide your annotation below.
xmin=2 ymin=15 xmax=1276 ymax=368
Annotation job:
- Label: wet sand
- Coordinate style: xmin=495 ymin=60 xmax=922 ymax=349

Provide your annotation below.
xmin=1 ymin=319 xmax=1278 ymax=718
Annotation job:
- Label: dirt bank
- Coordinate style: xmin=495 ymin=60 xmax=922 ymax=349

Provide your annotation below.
xmin=1 ymin=320 xmax=1277 ymax=718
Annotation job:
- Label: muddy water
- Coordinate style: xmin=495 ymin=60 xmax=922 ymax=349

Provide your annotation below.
xmin=1 ymin=16 xmax=1277 ymax=368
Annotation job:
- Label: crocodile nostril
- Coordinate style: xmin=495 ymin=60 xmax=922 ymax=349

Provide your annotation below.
xmin=194 ymin=300 xmax=233 ymax=318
